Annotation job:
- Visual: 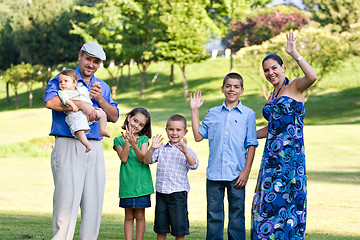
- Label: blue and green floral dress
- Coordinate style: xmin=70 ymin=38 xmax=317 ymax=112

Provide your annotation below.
xmin=251 ymin=95 xmax=307 ymax=240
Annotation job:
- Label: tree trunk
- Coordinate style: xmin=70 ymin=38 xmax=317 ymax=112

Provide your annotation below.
xmin=181 ymin=64 xmax=188 ymax=102
xmin=128 ymin=64 xmax=131 ymax=87
xmin=169 ymin=64 xmax=174 ymax=86
xmin=140 ymin=63 xmax=147 ymax=99
xmin=42 ymin=81 xmax=47 ymax=100
xmin=111 ymin=86 xmax=117 ymax=99
xmin=6 ymin=82 xmax=10 ymax=102
xmin=15 ymin=87 xmax=19 ymax=109
xmin=29 ymin=84 xmax=33 ymax=108
xmin=121 ymin=65 xmax=125 ymax=89
xmin=111 ymin=72 xmax=119 ymax=99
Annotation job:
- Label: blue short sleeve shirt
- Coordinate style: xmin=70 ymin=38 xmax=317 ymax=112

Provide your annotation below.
xmin=199 ymin=100 xmax=258 ymax=181
xmin=44 ymin=67 xmax=119 ymax=140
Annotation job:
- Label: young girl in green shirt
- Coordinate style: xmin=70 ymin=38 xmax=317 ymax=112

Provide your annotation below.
xmin=113 ymin=107 xmax=154 ymax=240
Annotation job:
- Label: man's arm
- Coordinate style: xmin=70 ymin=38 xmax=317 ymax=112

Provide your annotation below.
xmin=45 ymin=96 xmax=97 ymax=121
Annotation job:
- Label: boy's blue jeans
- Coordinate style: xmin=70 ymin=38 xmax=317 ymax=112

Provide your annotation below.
xmin=206 ymin=178 xmax=246 ymax=240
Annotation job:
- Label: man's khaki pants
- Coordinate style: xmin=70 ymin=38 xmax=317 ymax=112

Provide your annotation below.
xmin=51 ymin=137 xmax=105 ymax=240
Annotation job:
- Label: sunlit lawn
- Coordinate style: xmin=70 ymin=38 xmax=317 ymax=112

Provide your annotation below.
xmin=0 ymin=112 xmax=359 ymax=239
xmin=0 ymin=56 xmax=359 ymax=239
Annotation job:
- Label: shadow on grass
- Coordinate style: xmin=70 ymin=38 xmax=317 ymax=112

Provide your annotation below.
xmin=305 ymin=87 xmax=360 ymax=125
xmin=0 ymin=211 xmax=358 ymax=240
xmin=1 ymin=72 xmax=360 ymax=126
xmin=307 ymin=171 xmax=360 ymax=185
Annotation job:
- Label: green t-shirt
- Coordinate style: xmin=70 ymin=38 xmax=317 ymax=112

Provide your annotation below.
xmin=113 ymin=135 xmax=154 ymax=198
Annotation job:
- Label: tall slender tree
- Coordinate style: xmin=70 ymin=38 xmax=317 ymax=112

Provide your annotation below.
xmin=157 ymin=0 xmax=219 ymax=101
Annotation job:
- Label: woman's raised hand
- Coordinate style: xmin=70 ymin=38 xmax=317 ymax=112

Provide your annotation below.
xmin=285 ymin=30 xmax=298 ymax=55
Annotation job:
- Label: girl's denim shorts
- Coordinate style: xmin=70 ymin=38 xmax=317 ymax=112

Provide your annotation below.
xmin=119 ymin=194 xmax=151 ymax=209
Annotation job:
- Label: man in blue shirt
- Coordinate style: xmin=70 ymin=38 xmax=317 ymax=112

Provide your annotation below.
xmin=190 ymin=72 xmax=258 ymax=240
xmin=45 ymin=42 xmax=119 ymax=240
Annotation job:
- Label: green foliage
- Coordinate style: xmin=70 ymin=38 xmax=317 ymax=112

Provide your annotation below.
xmin=72 ymin=0 xmax=124 ymax=63
xmin=226 ymin=6 xmax=309 ymax=51
xmin=156 ymin=0 xmax=214 ymax=64
xmin=0 ymin=20 xmax=19 ymax=71
xmin=0 ymin=0 xmax=83 ymax=68
xmin=235 ymin=25 xmax=354 ymax=99
xmin=205 ymin=0 xmax=272 ymax=35
xmin=13 ymin=0 xmax=83 ymax=66
xmin=2 ymin=62 xmax=52 ymax=108
xmin=304 ymin=0 xmax=360 ymax=32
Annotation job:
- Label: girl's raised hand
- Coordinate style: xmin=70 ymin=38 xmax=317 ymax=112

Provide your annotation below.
xmin=190 ymin=89 xmax=205 ymax=110
xmin=151 ymin=134 xmax=164 ymax=149
xmin=285 ymin=30 xmax=298 ymax=55
xmin=125 ymin=125 xmax=138 ymax=145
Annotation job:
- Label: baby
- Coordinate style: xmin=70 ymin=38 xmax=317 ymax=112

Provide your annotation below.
xmin=58 ymin=69 xmax=110 ymax=152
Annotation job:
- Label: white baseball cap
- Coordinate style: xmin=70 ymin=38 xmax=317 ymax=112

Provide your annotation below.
xmin=80 ymin=42 xmax=106 ymax=61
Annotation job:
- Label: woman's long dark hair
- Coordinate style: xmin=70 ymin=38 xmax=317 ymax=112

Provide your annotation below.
xmin=262 ymin=53 xmax=284 ymax=66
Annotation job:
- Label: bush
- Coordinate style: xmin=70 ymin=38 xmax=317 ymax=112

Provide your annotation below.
xmin=226 ymin=7 xmax=309 ymax=52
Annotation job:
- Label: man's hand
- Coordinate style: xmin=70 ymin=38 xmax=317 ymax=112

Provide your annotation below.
xmin=90 ymin=81 xmax=103 ymax=101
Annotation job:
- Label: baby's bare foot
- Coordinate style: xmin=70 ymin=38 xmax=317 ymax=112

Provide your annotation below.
xmin=85 ymin=146 xmax=92 ymax=153
xmin=100 ymin=131 xmax=110 ymax=138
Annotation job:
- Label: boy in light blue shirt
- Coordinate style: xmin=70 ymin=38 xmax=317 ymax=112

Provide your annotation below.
xmin=190 ymin=72 xmax=258 ymax=240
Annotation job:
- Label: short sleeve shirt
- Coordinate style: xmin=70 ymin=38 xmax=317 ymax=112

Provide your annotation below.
xmin=114 ymin=135 xmax=154 ymax=198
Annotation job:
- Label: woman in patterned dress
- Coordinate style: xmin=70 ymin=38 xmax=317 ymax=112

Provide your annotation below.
xmin=251 ymin=31 xmax=318 ymax=240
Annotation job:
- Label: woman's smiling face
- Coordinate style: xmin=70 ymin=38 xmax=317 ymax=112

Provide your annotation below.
xmin=262 ymin=58 xmax=286 ymax=86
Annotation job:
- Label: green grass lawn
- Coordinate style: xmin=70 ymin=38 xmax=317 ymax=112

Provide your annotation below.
xmin=0 ymin=56 xmax=359 ymax=239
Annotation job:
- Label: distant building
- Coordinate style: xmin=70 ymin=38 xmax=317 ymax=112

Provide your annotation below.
xmin=267 ymin=0 xmax=306 ymax=10
xmin=205 ymin=37 xmax=227 ymax=58
xmin=205 ymin=0 xmax=307 ymax=59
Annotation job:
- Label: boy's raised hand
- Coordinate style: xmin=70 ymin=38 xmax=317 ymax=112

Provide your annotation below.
xmin=175 ymin=137 xmax=188 ymax=153
xmin=151 ymin=134 xmax=164 ymax=149
xmin=190 ymin=89 xmax=205 ymax=110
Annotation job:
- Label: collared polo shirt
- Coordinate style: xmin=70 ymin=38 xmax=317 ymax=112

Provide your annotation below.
xmin=151 ymin=141 xmax=199 ymax=194
xmin=44 ymin=67 xmax=119 ymax=140
xmin=199 ymin=100 xmax=258 ymax=181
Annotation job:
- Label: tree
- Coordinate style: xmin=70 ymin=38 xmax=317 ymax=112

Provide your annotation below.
xmin=227 ymin=7 xmax=309 ymax=52
xmin=303 ymin=0 xmax=360 ymax=32
xmin=119 ymin=0 xmax=167 ymax=98
xmin=0 ymin=20 xmax=20 ymax=102
xmin=72 ymin=0 xmax=125 ymax=99
xmin=156 ymin=0 xmax=218 ymax=101
xmin=235 ymin=26 xmax=353 ymax=100
xmin=12 ymin=0 xmax=82 ymax=67
xmin=3 ymin=63 xmax=33 ymax=109
xmin=205 ymin=0 xmax=272 ymax=71
xmin=73 ymin=0 xmax=166 ymax=98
